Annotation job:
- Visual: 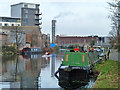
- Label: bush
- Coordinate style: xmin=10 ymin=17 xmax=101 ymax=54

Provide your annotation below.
xmin=2 ymin=46 xmax=17 ymax=55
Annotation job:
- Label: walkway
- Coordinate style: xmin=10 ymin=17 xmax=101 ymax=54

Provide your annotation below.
xmin=110 ymin=49 xmax=120 ymax=62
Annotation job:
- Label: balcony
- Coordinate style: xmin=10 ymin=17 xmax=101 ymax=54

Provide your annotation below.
xmin=35 ymin=13 xmax=42 ymax=15
xmin=35 ymin=17 xmax=42 ymax=20
xmin=35 ymin=22 xmax=42 ymax=25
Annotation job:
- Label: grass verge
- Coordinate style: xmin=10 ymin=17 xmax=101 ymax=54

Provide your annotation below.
xmin=93 ymin=60 xmax=120 ymax=88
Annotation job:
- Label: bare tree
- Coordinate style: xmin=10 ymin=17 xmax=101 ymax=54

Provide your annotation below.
xmin=108 ymin=0 xmax=120 ymax=51
xmin=10 ymin=26 xmax=25 ymax=51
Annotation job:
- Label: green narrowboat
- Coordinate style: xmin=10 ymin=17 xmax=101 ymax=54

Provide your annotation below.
xmin=55 ymin=49 xmax=101 ymax=80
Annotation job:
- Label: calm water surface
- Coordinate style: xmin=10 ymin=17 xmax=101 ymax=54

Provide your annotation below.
xmin=0 ymin=51 xmax=96 ymax=89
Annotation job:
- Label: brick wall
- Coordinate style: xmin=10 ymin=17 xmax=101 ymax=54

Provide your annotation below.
xmin=56 ymin=35 xmax=99 ymax=46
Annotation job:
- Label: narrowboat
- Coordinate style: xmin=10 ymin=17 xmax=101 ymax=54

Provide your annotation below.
xmin=55 ymin=48 xmax=101 ymax=82
xmin=58 ymin=69 xmax=90 ymax=89
xmin=22 ymin=47 xmax=42 ymax=55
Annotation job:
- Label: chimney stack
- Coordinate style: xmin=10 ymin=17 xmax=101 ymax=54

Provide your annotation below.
xmin=52 ymin=20 xmax=56 ymax=43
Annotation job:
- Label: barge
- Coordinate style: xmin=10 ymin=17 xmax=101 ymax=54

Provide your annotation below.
xmin=22 ymin=47 xmax=42 ymax=55
xmin=55 ymin=48 xmax=102 ymax=87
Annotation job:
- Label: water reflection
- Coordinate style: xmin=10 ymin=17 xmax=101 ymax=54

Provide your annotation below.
xmin=51 ymin=54 xmax=56 ymax=77
xmin=1 ymin=51 xmax=64 ymax=89
xmin=1 ymin=51 xmax=96 ymax=89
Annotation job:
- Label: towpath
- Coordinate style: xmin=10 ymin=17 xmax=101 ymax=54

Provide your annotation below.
xmin=110 ymin=49 xmax=120 ymax=62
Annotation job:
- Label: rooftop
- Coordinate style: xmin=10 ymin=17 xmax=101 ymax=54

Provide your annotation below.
xmin=0 ymin=17 xmax=20 ymax=19
xmin=11 ymin=2 xmax=40 ymax=6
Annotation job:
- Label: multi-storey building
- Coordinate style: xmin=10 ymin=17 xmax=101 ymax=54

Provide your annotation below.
xmin=0 ymin=17 xmax=21 ymax=26
xmin=11 ymin=2 xmax=42 ymax=26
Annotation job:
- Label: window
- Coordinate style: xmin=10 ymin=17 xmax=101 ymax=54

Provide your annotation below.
xmin=17 ymin=19 xmax=20 ymax=22
xmin=24 ymin=14 xmax=28 ymax=18
xmin=24 ymin=4 xmax=28 ymax=8
xmin=35 ymin=15 xmax=36 ymax=19
xmin=0 ymin=23 xmax=2 ymax=26
xmin=24 ymin=9 xmax=28 ymax=13
xmin=36 ymin=10 xmax=38 ymax=14
xmin=23 ymin=19 xmax=28 ymax=23
xmin=4 ymin=23 xmax=8 ymax=26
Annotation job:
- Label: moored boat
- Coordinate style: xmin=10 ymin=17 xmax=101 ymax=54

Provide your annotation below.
xmin=55 ymin=48 xmax=102 ymax=81
xmin=22 ymin=47 xmax=42 ymax=55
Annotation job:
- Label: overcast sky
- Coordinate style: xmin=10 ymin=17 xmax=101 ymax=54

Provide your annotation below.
xmin=0 ymin=0 xmax=112 ymax=36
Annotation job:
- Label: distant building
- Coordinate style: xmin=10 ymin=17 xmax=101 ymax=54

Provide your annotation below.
xmin=56 ymin=35 xmax=99 ymax=47
xmin=23 ymin=26 xmax=42 ymax=48
xmin=0 ymin=17 xmax=21 ymax=26
xmin=47 ymin=34 xmax=50 ymax=47
xmin=0 ymin=33 xmax=8 ymax=46
xmin=42 ymin=34 xmax=50 ymax=48
xmin=0 ymin=26 xmax=42 ymax=49
xmin=0 ymin=26 xmax=26 ymax=47
xmin=11 ymin=2 xmax=42 ymax=26
xmin=96 ymin=36 xmax=111 ymax=47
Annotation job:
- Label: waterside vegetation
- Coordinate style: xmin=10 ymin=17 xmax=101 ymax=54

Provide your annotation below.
xmin=93 ymin=60 xmax=119 ymax=88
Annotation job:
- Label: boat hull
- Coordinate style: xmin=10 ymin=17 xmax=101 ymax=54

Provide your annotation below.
xmin=57 ymin=66 xmax=90 ymax=89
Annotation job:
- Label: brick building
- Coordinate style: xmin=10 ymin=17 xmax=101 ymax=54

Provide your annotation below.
xmin=56 ymin=35 xmax=99 ymax=47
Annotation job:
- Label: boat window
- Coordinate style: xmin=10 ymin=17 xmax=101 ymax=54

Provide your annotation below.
xmin=70 ymin=50 xmax=75 ymax=52
xmin=82 ymin=55 xmax=85 ymax=62
xmin=65 ymin=54 xmax=69 ymax=62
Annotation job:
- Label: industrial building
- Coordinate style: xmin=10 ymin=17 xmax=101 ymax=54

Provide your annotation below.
xmin=11 ymin=2 xmax=42 ymax=26
xmin=56 ymin=35 xmax=111 ymax=47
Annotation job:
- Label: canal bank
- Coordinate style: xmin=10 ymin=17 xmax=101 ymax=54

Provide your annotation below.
xmin=93 ymin=60 xmax=119 ymax=88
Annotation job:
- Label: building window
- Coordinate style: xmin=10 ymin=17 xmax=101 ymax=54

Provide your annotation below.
xmin=24 ymin=14 xmax=28 ymax=18
xmin=24 ymin=4 xmax=28 ymax=8
xmin=36 ymin=10 xmax=38 ymax=14
xmin=4 ymin=23 xmax=8 ymax=26
xmin=23 ymin=19 xmax=28 ymax=23
xmin=24 ymin=9 xmax=28 ymax=13
xmin=11 ymin=24 xmax=14 ymax=26
xmin=17 ymin=19 xmax=20 ymax=22
xmin=35 ymin=15 xmax=36 ymax=19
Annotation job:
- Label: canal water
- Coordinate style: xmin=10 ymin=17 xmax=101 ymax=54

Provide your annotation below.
xmin=0 ymin=51 xmax=96 ymax=89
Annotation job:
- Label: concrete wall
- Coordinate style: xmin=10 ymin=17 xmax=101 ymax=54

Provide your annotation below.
xmin=11 ymin=4 xmax=24 ymax=18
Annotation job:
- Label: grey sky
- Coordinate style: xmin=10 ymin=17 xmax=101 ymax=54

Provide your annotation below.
xmin=0 ymin=0 xmax=112 ymax=36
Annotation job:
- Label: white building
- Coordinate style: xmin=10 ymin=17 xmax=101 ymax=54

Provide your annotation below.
xmin=0 ymin=17 xmax=21 ymax=26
